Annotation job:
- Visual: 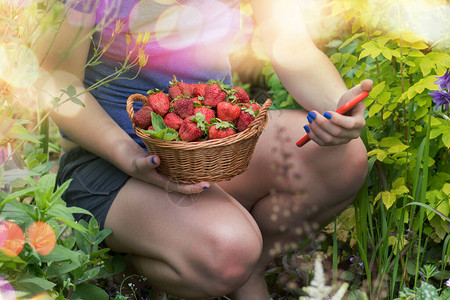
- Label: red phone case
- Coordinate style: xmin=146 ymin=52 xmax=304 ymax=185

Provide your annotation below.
xmin=296 ymin=90 xmax=369 ymax=147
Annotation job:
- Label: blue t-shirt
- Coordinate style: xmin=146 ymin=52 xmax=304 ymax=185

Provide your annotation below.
xmin=64 ymin=0 xmax=240 ymax=147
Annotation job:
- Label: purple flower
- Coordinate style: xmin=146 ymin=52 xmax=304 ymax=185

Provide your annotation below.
xmin=429 ymin=90 xmax=450 ymax=110
xmin=435 ymin=69 xmax=450 ymax=91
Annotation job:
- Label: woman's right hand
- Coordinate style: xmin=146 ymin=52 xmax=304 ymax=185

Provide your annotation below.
xmin=129 ymin=152 xmax=210 ymax=194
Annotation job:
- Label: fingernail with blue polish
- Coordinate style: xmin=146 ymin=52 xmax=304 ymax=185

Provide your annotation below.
xmin=151 ymin=156 xmax=156 ymax=165
xmin=307 ymin=115 xmax=313 ymax=123
xmin=303 ymin=125 xmax=310 ymax=133
xmin=202 ymin=186 xmax=210 ymax=190
xmin=324 ymin=112 xmax=332 ymax=119
xmin=308 ymin=111 xmax=316 ymax=120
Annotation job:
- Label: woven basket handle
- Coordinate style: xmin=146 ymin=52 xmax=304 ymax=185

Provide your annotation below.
xmin=126 ymin=94 xmax=149 ymax=130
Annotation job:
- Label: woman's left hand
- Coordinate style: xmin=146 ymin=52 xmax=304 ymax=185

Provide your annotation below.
xmin=304 ymin=79 xmax=373 ymax=146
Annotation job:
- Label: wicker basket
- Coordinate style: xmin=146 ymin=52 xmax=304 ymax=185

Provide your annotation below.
xmin=126 ymin=94 xmax=272 ymax=184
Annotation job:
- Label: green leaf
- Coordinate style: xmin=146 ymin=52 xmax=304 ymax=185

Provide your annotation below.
xmin=64 ymin=85 xmax=77 ymax=97
xmin=50 ymin=179 xmax=71 ymax=203
xmin=370 ymin=81 xmax=385 ymax=98
xmin=142 ymin=113 xmax=180 ymax=141
xmin=360 ymin=41 xmax=382 ymax=59
xmin=16 ymin=275 xmax=56 ymax=291
xmin=443 ymin=183 xmax=450 ymax=196
xmin=369 ymin=103 xmax=383 ymax=117
xmin=379 ymin=137 xmax=404 ymax=148
xmin=69 ymin=97 xmax=85 ymax=107
xmin=93 ymin=228 xmax=112 ymax=245
xmin=381 ymin=191 xmax=396 ymax=210
xmin=339 ymin=32 xmax=365 ymax=50
xmin=419 ymin=58 xmax=434 ymax=76
xmin=430 ymin=128 xmax=445 ymax=139
xmin=151 ymin=112 xmax=166 ymax=131
xmin=367 ymin=149 xmax=387 ymax=161
xmin=69 ymin=284 xmax=109 ymax=300
xmin=442 ymin=131 xmax=450 ymax=148
xmin=387 ymin=144 xmax=409 ymax=154
xmin=417 ymin=281 xmax=439 ymax=299
xmin=381 ymin=48 xmax=392 ymax=60
xmin=40 ymin=244 xmax=82 ymax=263
xmin=377 ymin=91 xmax=391 ymax=105
xmin=55 ymin=216 xmax=89 ymax=233
xmin=405 ymin=202 xmax=450 ymax=222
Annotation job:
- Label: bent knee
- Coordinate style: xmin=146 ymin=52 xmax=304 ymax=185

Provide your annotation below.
xmin=339 ymin=138 xmax=368 ymax=189
xmin=184 ymin=223 xmax=262 ymax=296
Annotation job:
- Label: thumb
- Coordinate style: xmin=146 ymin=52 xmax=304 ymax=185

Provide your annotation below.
xmin=135 ymin=154 xmax=160 ymax=171
xmin=360 ymin=78 xmax=373 ymax=93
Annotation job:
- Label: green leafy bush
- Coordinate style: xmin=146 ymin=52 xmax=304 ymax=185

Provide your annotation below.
xmin=262 ymin=0 xmax=449 ymax=298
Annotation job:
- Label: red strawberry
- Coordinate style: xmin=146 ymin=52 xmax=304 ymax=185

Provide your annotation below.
xmin=209 ymin=121 xmax=236 ymax=139
xmin=194 ymin=106 xmax=215 ymax=123
xmin=235 ymin=103 xmax=261 ymax=132
xmin=147 ymin=90 xmax=170 ymax=116
xmin=163 ymin=112 xmax=184 ymax=130
xmin=172 ymin=97 xmax=194 ymax=119
xmin=203 ymin=83 xmax=226 ymax=107
xmin=133 ymin=106 xmax=153 ymax=129
xmin=192 ymin=97 xmax=203 ymax=106
xmin=231 ymin=87 xmax=250 ymax=103
xmin=168 ymin=76 xmax=193 ymax=100
xmin=217 ymin=101 xmax=241 ymax=122
xmin=193 ymin=83 xmax=207 ymax=97
xmin=179 ymin=119 xmax=203 ymax=142
xmin=236 ymin=111 xmax=254 ymax=132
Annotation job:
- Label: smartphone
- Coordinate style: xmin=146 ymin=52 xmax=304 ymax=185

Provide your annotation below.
xmin=296 ymin=90 xmax=369 ymax=147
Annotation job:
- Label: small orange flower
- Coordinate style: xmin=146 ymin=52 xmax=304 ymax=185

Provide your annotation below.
xmin=26 ymin=221 xmax=56 ymax=256
xmin=0 ymin=221 xmax=25 ymax=257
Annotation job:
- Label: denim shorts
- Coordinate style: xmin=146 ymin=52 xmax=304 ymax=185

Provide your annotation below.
xmin=56 ymin=147 xmax=130 ymax=230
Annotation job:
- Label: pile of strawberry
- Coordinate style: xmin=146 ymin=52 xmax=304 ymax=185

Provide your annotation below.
xmin=132 ymin=77 xmax=261 ymax=142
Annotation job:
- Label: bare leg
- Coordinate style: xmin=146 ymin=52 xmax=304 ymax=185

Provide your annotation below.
xmin=104 ymin=181 xmax=263 ymax=299
xmin=219 ymin=109 xmax=368 ymax=299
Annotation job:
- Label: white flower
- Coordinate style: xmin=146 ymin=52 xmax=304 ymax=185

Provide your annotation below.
xmin=300 ymin=255 xmax=349 ymax=300
xmin=446 ymin=278 xmax=450 ymax=288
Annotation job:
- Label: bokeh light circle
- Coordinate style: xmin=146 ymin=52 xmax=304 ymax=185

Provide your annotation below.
xmin=0 ymin=42 xmax=39 ymax=88
xmin=0 ymin=276 xmax=16 ymax=300
xmin=26 ymin=221 xmax=56 ymax=256
xmin=154 ymin=4 xmax=204 ymax=50
xmin=0 ymin=221 xmax=25 ymax=257
xmin=0 ymin=221 xmax=7 ymax=249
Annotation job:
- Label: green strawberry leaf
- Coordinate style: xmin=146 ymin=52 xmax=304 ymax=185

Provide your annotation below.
xmin=141 ymin=113 xmax=180 ymax=141
xmin=210 ymin=119 xmax=235 ymax=129
xmin=190 ymin=113 xmax=210 ymax=132
xmin=147 ymin=88 xmax=164 ymax=95
xmin=151 ymin=112 xmax=166 ymax=132
xmin=241 ymin=105 xmax=259 ymax=117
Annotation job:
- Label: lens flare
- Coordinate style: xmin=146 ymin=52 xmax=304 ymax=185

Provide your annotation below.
xmin=3 ymin=0 xmax=34 ymax=7
xmin=230 ymin=11 xmax=255 ymax=53
xmin=0 ymin=277 xmax=15 ymax=300
xmin=154 ymin=4 xmax=204 ymax=50
xmin=271 ymin=28 xmax=308 ymax=70
xmin=0 ymin=221 xmax=25 ymax=257
xmin=383 ymin=0 xmax=449 ymax=45
xmin=30 ymin=292 xmax=54 ymax=300
xmin=26 ymin=221 xmax=56 ymax=256
xmin=0 ymin=42 xmax=39 ymax=88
